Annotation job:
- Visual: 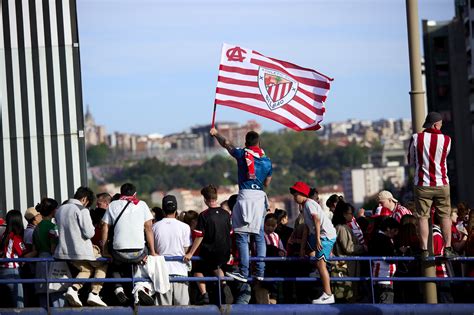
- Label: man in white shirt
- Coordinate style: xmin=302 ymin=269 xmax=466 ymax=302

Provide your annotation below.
xmin=152 ymin=195 xmax=191 ymax=305
xmin=101 ymin=183 xmax=157 ymax=305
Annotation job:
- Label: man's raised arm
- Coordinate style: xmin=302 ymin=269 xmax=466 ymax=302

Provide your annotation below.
xmin=210 ymin=128 xmax=235 ymax=154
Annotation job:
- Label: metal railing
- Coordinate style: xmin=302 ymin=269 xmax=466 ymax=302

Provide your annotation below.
xmin=0 ymin=255 xmax=473 ymax=310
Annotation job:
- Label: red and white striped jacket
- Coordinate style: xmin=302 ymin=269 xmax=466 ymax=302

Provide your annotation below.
xmin=408 ymin=129 xmax=451 ymax=187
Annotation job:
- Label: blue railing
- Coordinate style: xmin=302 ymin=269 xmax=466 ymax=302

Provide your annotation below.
xmin=0 ymin=255 xmax=473 ymax=310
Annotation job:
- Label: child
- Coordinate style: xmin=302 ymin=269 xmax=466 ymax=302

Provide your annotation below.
xmin=368 ymin=217 xmax=399 ymax=304
xmin=258 ymin=213 xmax=286 ymax=304
xmin=289 ymin=181 xmax=337 ymax=304
xmin=0 ymin=210 xmax=27 ymax=307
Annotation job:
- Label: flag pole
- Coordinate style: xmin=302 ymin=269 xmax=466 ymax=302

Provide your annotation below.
xmin=211 ymin=100 xmax=217 ymax=129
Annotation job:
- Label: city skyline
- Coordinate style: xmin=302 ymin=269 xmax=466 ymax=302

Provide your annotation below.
xmin=78 ymin=0 xmax=454 ymax=135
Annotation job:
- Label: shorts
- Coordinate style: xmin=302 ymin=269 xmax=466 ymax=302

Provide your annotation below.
xmin=307 ymin=235 xmax=336 ymax=262
xmin=414 ymin=185 xmax=451 ymax=219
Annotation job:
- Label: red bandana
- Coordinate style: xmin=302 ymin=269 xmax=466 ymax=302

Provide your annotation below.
xmin=120 ymin=194 xmax=140 ymax=205
xmin=424 ymin=128 xmax=441 ymax=134
xmin=245 ymin=146 xmax=265 ymax=180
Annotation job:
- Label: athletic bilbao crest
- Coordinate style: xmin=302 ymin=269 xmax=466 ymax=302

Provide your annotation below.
xmin=258 ymin=67 xmax=298 ymax=111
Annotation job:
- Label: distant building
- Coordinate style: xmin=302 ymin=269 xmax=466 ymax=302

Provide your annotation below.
xmin=423 ymin=17 xmax=474 ymax=205
xmin=342 ymin=163 xmax=405 ymax=207
xmin=84 ymin=106 xmax=107 ymax=147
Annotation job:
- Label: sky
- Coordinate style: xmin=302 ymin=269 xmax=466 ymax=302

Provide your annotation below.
xmin=77 ymin=0 xmax=455 ymax=135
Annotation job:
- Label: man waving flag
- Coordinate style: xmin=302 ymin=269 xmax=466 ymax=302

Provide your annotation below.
xmin=213 ymin=43 xmax=333 ymax=131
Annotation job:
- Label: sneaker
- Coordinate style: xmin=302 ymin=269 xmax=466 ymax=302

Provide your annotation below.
xmin=114 ymin=287 xmax=129 ymax=305
xmin=221 ymin=284 xmax=234 ymax=304
xmin=137 ymin=289 xmax=155 ymax=306
xmin=444 ymin=247 xmax=458 ymax=259
xmin=87 ymin=292 xmax=107 ymax=307
xmin=226 ymin=271 xmax=248 ymax=282
xmin=65 ymin=287 xmax=83 ymax=307
xmin=420 ymin=249 xmax=430 ymax=261
xmin=196 ymin=292 xmax=210 ymax=305
xmin=312 ymin=292 xmax=335 ymax=304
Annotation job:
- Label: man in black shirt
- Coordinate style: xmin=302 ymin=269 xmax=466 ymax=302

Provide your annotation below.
xmin=184 ymin=185 xmax=233 ymax=304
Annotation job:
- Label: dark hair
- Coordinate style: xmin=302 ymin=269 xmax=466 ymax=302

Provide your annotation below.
xmin=400 ymin=214 xmax=416 ymax=226
xmin=201 ymin=184 xmax=218 ymax=201
xmin=120 ymin=183 xmax=136 ymax=196
xmin=183 ymin=210 xmax=199 ymax=227
xmin=96 ymin=192 xmax=111 ymax=202
xmin=152 ymin=207 xmax=165 ymax=222
xmin=326 ymin=194 xmax=343 ymax=208
xmin=309 ymin=188 xmax=319 ymax=199
xmin=111 ymin=193 xmax=121 ymax=201
xmin=265 ymin=213 xmax=278 ymax=226
xmin=73 ymin=186 xmax=95 ymax=207
xmin=245 ymin=131 xmax=260 ymax=147
xmin=36 ymin=198 xmax=59 ymax=217
xmin=356 ymin=216 xmax=369 ymax=233
xmin=227 ymin=194 xmax=238 ymax=212
xmin=379 ymin=217 xmax=400 ymax=231
xmin=90 ymin=207 xmax=106 ymax=226
xmin=274 ymin=209 xmax=288 ymax=224
xmin=332 ymin=201 xmax=355 ymax=226
xmin=1 ymin=210 xmax=24 ymax=252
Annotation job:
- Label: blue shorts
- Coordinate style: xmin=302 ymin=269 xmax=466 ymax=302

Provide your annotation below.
xmin=307 ymin=235 xmax=336 ymax=262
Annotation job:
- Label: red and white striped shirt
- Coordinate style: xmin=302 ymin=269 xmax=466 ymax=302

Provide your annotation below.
xmin=391 ymin=204 xmax=412 ymax=223
xmin=433 ymin=225 xmax=448 ymax=278
xmin=408 ymin=129 xmax=451 ymax=187
xmin=1 ymin=232 xmax=25 ymax=269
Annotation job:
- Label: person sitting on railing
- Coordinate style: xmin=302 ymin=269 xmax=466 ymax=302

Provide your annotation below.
xmin=101 ymin=183 xmax=157 ymax=306
xmin=152 ymin=195 xmax=191 ymax=306
xmin=184 ymin=185 xmax=233 ymax=305
xmin=54 ymin=186 xmax=108 ymax=307
xmin=331 ymin=201 xmax=367 ymax=303
xmin=368 ymin=217 xmax=400 ymax=304
xmin=290 ymin=181 xmax=337 ymax=305
xmin=32 ymin=198 xmax=67 ymax=308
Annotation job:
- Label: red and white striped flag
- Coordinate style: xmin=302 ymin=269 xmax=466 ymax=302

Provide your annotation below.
xmin=214 ymin=43 xmax=333 ymax=131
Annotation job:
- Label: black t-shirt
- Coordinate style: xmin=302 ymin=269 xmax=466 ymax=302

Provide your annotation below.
xmin=195 ymin=207 xmax=231 ymax=259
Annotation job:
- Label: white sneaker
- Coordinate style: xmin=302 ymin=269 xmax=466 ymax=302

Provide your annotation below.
xmin=87 ymin=292 xmax=107 ymax=307
xmin=65 ymin=287 xmax=83 ymax=307
xmin=312 ymin=292 xmax=335 ymax=304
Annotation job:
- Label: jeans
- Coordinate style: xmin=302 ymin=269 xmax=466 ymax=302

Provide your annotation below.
xmin=235 ymin=223 xmax=266 ymax=278
xmin=0 ymin=267 xmax=24 ymax=307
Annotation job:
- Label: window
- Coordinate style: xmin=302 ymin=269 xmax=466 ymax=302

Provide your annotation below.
xmin=433 ymin=37 xmax=447 ymax=52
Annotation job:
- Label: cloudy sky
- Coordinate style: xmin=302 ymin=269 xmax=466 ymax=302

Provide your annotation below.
xmin=77 ymin=0 xmax=455 ymax=135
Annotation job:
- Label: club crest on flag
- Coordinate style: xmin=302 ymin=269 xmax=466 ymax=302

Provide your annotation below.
xmin=258 ymin=67 xmax=298 ymax=111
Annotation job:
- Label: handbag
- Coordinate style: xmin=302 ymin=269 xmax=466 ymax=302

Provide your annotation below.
xmin=107 ymin=200 xmax=131 ymax=254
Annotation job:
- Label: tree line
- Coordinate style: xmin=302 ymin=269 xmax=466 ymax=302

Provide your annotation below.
xmin=87 ymin=131 xmax=370 ymax=197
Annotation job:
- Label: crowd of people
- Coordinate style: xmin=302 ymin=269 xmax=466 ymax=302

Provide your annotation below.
xmin=0 ymin=112 xmax=473 ymax=308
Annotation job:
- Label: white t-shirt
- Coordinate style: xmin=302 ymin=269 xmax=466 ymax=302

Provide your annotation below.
xmin=303 ymin=199 xmax=337 ymax=240
xmin=102 ymin=199 xmax=153 ymax=250
xmin=152 ymin=218 xmax=191 ymax=276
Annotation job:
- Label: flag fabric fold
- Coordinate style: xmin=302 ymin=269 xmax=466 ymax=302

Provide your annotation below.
xmin=214 ymin=43 xmax=333 ymax=131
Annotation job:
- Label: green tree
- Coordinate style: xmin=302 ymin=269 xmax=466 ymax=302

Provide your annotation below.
xmin=87 ymin=144 xmax=110 ymax=166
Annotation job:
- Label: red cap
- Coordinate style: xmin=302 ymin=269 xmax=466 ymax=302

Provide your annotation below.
xmin=289 ymin=181 xmax=311 ymax=197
